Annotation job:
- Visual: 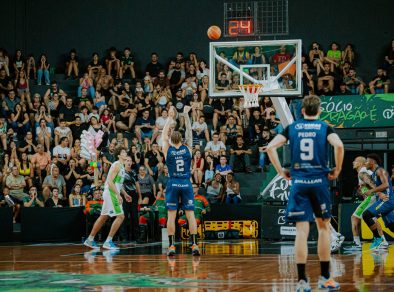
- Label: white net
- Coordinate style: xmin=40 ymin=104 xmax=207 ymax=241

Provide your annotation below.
xmin=238 ymin=84 xmax=263 ymax=108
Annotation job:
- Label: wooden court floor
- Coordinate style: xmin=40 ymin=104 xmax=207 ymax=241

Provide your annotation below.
xmin=0 ymin=240 xmax=393 ymax=291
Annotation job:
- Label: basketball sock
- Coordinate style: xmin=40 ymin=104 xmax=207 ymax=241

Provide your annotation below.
xmin=105 ymin=236 xmax=113 ymax=243
xmin=88 ymin=236 xmax=94 ymax=241
xmin=297 ymin=263 xmax=306 ymax=281
xmin=320 ymin=261 xmax=330 ymax=279
xmin=191 ymin=234 xmax=198 ymax=245
xmin=372 ymin=229 xmax=380 ymax=238
xmin=169 ymin=235 xmax=175 ymax=246
xmin=354 ymin=236 xmax=361 ymax=245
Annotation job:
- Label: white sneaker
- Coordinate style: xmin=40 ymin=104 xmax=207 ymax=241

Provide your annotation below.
xmin=380 ymin=240 xmax=389 ymax=249
xmin=331 ymin=239 xmax=341 ymax=253
xmin=337 ymin=233 xmax=345 ymax=245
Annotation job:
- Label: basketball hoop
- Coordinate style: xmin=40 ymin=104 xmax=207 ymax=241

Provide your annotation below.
xmin=238 ymin=84 xmax=263 ymax=108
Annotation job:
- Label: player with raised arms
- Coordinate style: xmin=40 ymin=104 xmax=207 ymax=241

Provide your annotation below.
xmin=162 ymin=105 xmax=200 ymax=256
xmin=84 ymin=146 xmax=131 ymax=250
xmin=266 ymin=95 xmax=344 ymax=291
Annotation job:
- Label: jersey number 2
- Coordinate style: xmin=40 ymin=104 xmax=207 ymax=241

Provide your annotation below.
xmin=300 ymin=138 xmax=314 ymax=160
xmin=176 ymin=159 xmax=185 ymax=172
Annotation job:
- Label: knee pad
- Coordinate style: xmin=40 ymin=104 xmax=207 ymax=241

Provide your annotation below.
xmin=362 ymin=210 xmax=375 ymax=227
xmin=139 ymin=216 xmax=148 ymax=225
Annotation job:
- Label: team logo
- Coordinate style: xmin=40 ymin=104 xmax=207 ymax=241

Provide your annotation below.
xmin=295 ymin=124 xmax=304 ymax=130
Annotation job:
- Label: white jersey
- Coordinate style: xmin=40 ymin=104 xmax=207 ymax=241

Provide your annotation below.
xmin=358 ymin=167 xmax=373 ymax=186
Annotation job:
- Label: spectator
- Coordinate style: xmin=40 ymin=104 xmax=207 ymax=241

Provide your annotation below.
xmin=190 ymin=93 xmax=203 ymax=122
xmin=23 ymin=186 xmax=44 ymax=207
xmin=0 ymin=48 xmax=10 ymax=76
xmin=272 ymin=45 xmax=291 ymax=65
xmin=70 ymin=116 xmax=88 ymax=141
xmin=369 ymin=68 xmax=390 ymax=94
xmin=157 ymin=165 xmax=169 ymax=194
xmin=317 ymin=63 xmax=336 ymax=95
xmin=64 ymin=158 xmax=82 ymax=195
xmin=119 ymin=47 xmax=135 ymax=80
xmin=18 ymin=131 xmax=37 ymax=156
xmin=192 ymin=115 xmax=210 ymax=149
xmin=53 ymin=137 xmax=71 ymax=171
xmin=65 ymin=49 xmax=79 ymax=79
xmin=215 ymin=73 xmax=230 ymax=91
xmin=206 ymin=172 xmax=223 ymax=204
xmin=45 ymin=187 xmax=63 ymax=208
xmin=1 ymin=186 xmax=21 ymax=223
xmin=324 ymin=42 xmax=342 ymax=72
xmin=204 ymin=132 xmax=226 ymax=165
xmin=6 ymin=165 xmax=28 ymax=203
xmin=4 ymin=90 xmax=21 ymax=113
xmin=230 ymin=47 xmax=251 ymax=66
xmin=100 ymin=108 xmax=116 ymax=132
xmin=178 ymin=183 xmax=210 ymax=227
xmin=197 ymin=60 xmax=209 ymax=80
xmin=222 ymin=172 xmax=241 ymax=204
xmin=215 ymin=155 xmax=232 ymax=177
xmin=153 ymin=109 xmax=169 ymax=145
xmin=181 ymin=75 xmax=197 ymax=103
xmin=105 ymin=47 xmax=120 ymax=78
xmin=59 ymin=97 xmax=78 ymax=123
xmin=0 ymin=68 xmax=12 ymax=101
xmin=144 ymin=141 xmax=164 ymax=177
xmin=17 ymin=152 xmax=34 ymax=188
xmin=87 ymin=113 xmax=108 ymax=148
xmin=78 ymin=73 xmax=95 ymax=101
xmin=336 ymin=82 xmax=352 ymax=95
xmin=26 ymin=54 xmax=36 ymax=80
xmin=309 ymin=42 xmax=325 ymax=75
xmin=15 ymin=70 xmax=30 ymax=103
xmin=257 ymin=127 xmax=273 ymax=172
xmin=191 ymin=149 xmax=205 ymax=186
xmin=230 ymin=135 xmax=253 ymax=173
xmin=137 ymin=165 xmax=156 ymax=205
xmin=54 ymin=119 xmax=72 ymax=146
xmin=10 ymin=103 xmax=30 ymax=137
xmin=168 ymin=61 xmax=185 ymax=93
xmin=69 ymin=184 xmax=86 ymax=207
xmin=37 ymin=53 xmax=50 ymax=86
xmin=42 ymin=165 xmax=66 ymax=202
xmin=302 ymin=63 xmax=315 ymax=96
xmin=342 ymin=44 xmax=355 ymax=65
xmin=44 ymin=81 xmax=67 ymax=105
xmin=204 ymin=155 xmax=215 ymax=185
xmin=143 ymin=76 xmax=154 ymax=95
xmin=102 ymin=142 xmax=116 ymax=173
xmin=36 ymin=119 xmax=52 ymax=152
xmin=135 ymin=109 xmax=156 ymax=144
xmin=0 ymin=117 xmax=7 ymax=151
xmin=220 ymin=115 xmax=242 ymax=147
xmin=87 ymin=53 xmax=103 ymax=79
xmin=31 ymin=144 xmax=51 ymax=183
xmin=145 ymin=52 xmax=163 ymax=79
xmin=212 ymin=98 xmax=233 ymax=134
xmin=344 ymin=68 xmax=365 ymax=94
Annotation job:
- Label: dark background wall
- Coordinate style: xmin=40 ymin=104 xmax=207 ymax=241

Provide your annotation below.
xmin=2 ymin=0 xmax=393 ymax=79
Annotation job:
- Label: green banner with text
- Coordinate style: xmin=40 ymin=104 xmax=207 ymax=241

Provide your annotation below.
xmin=319 ymin=94 xmax=394 ymax=128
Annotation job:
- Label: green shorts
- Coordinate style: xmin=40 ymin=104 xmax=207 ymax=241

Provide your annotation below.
xmin=353 ymin=195 xmax=377 ymax=219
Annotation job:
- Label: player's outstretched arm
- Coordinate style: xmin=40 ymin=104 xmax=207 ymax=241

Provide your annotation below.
xmin=265 ymin=134 xmax=289 ymax=179
xmin=183 ymin=105 xmax=193 ymax=152
xmin=327 ymin=133 xmax=344 ymax=180
xmin=162 ymin=106 xmax=176 ymax=159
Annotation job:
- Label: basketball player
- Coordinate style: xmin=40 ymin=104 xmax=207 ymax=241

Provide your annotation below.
xmin=84 ymin=147 xmax=131 ymax=250
xmin=162 ymin=105 xmax=200 ymax=256
xmin=347 ymin=156 xmax=388 ymax=250
xmin=266 ymin=95 xmax=343 ymax=291
xmin=362 ymin=153 xmax=394 ymax=250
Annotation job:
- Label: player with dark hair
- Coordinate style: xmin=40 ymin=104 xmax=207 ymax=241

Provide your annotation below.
xmin=84 ymin=147 xmax=131 ymax=250
xmin=362 ymin=153 xmax=394 ymax=250
xmin=266 ymin=95 xmax=344 ymax=291
xmin=162 ymin=105 xmax=200 ymax=256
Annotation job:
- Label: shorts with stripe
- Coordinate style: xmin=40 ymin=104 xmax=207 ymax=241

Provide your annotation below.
xmin=101 ymin=189 xmax=124 ymax=217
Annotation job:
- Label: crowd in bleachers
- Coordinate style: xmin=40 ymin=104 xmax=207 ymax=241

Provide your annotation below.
xmin=0 ymin=40 xmax=393 ymax=240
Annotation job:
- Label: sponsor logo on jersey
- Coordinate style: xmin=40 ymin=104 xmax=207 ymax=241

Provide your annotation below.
xmin=171 ymin=183 xmax=189 ymax=187
xmin=295 ymin=123 xmax=321 ymax=130
xmin=294 ymin=178 xmax=323 ymax=184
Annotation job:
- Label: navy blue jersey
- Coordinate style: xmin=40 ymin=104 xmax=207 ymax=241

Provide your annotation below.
xmin=166 ymin=145 xmax=191 ymax=179
xmin=282 ymin=119 xmax=334 ymax=179
xmin=372 ymin=167 xmax=394 ymax=197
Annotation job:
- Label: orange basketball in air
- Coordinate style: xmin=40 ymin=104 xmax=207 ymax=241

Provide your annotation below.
xmin=207 ymin=25 xmax=221 ymax=40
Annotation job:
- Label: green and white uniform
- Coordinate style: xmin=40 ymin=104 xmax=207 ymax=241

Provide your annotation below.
xmin=101 ymin=161 xmax=125 ymax=217
xmin=353 ymin=167 xmax=376 ymax=219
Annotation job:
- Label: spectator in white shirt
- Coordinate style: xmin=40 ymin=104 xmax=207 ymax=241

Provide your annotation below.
xmin=54 ymin=119 xmax=72 ymax=146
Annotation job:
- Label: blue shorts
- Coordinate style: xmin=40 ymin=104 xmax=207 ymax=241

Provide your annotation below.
xmin=165 ymin=178 xmax=194 ymax=211
xmin=286 ymin=177 xmax=331 ymax=223
xmin=366 ymin=197 xmax=394 ymax=218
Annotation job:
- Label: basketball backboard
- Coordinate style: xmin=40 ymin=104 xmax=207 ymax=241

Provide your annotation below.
xmin=209 ymin=39 xmax=302 ymax=97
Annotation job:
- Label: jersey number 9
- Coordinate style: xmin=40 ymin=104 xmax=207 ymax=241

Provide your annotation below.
xmin=300 ymin=138 xmax=314 ymax=161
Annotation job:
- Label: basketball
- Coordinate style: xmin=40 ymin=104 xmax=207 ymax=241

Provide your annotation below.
xmin=207 ymin=25 xmax=221 ymax=40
